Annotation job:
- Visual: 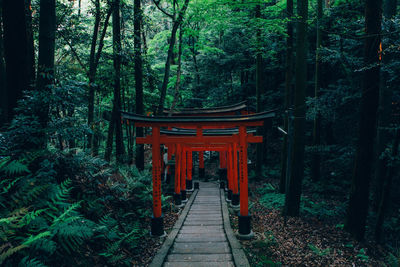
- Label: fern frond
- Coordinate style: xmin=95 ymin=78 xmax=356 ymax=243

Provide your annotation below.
xmin=23 ymin=231 xmax=52 ymax=246
xmin=0 ymin=157 xmax=30 ymax=176
xmin=19 ymin=256 xmax=48 ymax=267
xmin=0 ymin=244 xmax=27 ymax=264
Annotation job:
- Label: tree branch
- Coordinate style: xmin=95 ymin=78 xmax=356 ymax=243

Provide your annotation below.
xmin=59 ymin=31 xmax=89 ymax=76
xmin=152 ymin=0 xmax=174 ymax=19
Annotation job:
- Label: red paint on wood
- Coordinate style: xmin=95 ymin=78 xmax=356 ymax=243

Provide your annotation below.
xmin=239 ymin=126 xmax=248 ymax=216
xmin=188 ymin=151 xmax=193 ymax=181
xmin=233 ymin=143 xmax=239 ymax=195
xmin=175 ymin=144 xmax=181 ymax=194
xmin=152 ymin=126 xmax=162 ymax=218
xmin=181 ymin=148 xmax=186 ymax=190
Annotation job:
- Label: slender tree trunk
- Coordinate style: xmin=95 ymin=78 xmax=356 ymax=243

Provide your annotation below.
xmin=156 ymin=0 xmax=190 ymax=115
xmin=375 ymin=129 xmax=399 ymax=242
xmin=0 ymin=8 xmax=6 ymax=128
xmin=345 ymin=0 xmax=382 ymax=241
xmin=112 ymin=0 xmax=124 ymax=163
xmin=170 ymin=26 xmax=183 ymax=112
xmin=311 ymin=0 xmax=323 ymax=182
xmin=255 ymin=3 xmax=264 ymax=175
xmin=87 ymin=0 xmax=101 ymax=152
xmin=373 ymin=0 xmax=397 ymax=211
xmin=284 ymin=0 xmax=308 ymax=217
xmin=1 ymin=0 xmax=30 ymax=125
xmin=104 ymin=111 xmax=115 ymax=161
xmin=142 ymin=29 xmax=157 ymax=93
xmin=88 ymin=3 xmax=112 ymax=155
xmin=190 ymin=36 xmax=200 ymax=86
xmin=280 ymin=0 xmax=294 ymax=193
xmin=35 ymin=0 xmax=56 ymax=147
xmin=383 ymin=0 xmax=397 ymax=17
xmin=134 ymin=0 xmax=144 ymax=170
xmin=78 ymin=0 xmax=81 ymax=17
xmin=25 ymin=0 xmax=35 ymax=89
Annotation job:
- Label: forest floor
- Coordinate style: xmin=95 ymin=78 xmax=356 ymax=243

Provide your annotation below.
xmin=230 ymin=178 xmax=393 ymax=267
xmin=131 ymin=195 xmax=180 ymax=266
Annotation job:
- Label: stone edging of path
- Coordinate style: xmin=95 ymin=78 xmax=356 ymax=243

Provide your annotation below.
xmin=220 ymin=189 xmax=251 ymax=267
xmin=149 ymin=189 xmax=199 ymax=267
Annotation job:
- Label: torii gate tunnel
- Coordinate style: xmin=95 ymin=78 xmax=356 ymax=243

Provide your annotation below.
xmin=121 ymin=110 xmax=275 ymax=237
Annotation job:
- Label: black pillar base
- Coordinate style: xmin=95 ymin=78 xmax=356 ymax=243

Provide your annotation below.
xmin=165 ymin=173 xmax=171 ymax=184
xmin=186 ymin=179 xmax=193 ymax=191
xmin=238 ymin=214 xmax=251 ymax=235
xmin=227 ymin=190 xmax=233 ymax=201
xmin=199 ymin=168 xmax=205 ymax=180
xmin=181 ymin=190 xmax=187 ymax=202
xmin=220 ymin=168 xmax=227 ymax=181
xmin=194 ymin=181 xmax=200 ymax=189
xmin=232 ymin=193 xmax=240 ymax=206
xmin=173 ymin=193 xmax=182 ymax=206
xmin=151 ymin=215 xmax=164 ymax=236
xmin=219 ymin=181 xmax=225 ymax=189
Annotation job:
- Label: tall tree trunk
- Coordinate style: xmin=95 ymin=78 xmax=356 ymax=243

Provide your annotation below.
xmin=112 ymin=0 xmax=124 ymax=163
xmin=35 ymin=0 xmax=56 ymax=147
xmin=88 ymin=3 xmax=112 ymax=155
xmin=190 ymin=36 xmax=200 ymax=86
xmin=255 ymin=3 xmax=264 ymax=175
xmin=279 ymin=0 xmax=294 ymax=193
xmin=25 ymin=0 xmax=35 ymax=89
xmin=0 ymin=8 xmax=6 ymax=128
xmin=383 ymin=0 xmax=397 ymax=17
xmin=87 ymin=0 xmax=101 ymax=152
xmin=374 ymin=129 xmax=399 ymax=242
xmin=311 ymin=0 xmax=323 ymax=182
xmin=373 ymin=0 xmax=397 ymax=211
xmin=156 ymin=0 xmax=190 ymax=115
xmin=135 ymin=0 xmax=144 ymax=170
xmin=170 ymin=26 xmax=183 ymax=112
xmin=142 ymin=29 xmax=157 ymax=93
xmin=1 ymin=0 xmax=30 ymax=126
xmin=284 ymin=0 xmax=308 ymax=217
xmin=345 ymin=0 xmax=382 ymax=241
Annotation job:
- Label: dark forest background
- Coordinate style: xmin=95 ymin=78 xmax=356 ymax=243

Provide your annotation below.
xmin=0 ymin=0 xmax=399 ymax=266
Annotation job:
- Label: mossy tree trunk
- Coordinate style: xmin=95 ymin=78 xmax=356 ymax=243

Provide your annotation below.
xmin=284 ymin=0 xmax=308 ymax=217
xmin=279 ymin=0 xmax=294 ymax=193
xmin=345 ymin=0 xmax=382 ymax=241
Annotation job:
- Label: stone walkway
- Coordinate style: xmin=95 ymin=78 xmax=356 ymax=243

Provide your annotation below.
xmin=164 ymin=182 xmax=234 ymax=267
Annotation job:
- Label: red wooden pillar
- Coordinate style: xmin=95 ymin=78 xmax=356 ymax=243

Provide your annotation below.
xmin=167 ymin=146 xmax=172 ymax=175
xmin=226 ymin=145 xmax=233 ymax=201
xmin=197 ymin=127 xmax=205 ymax=180
xmin=181 ymin=148 xmax=187 ymax=202
xmin=238 ymin=126 xmax=252 ymax=236
xmin=151 ymin=126 xmax=164 ymax=236
xmin=174 ymin=144 xmax=182 ymax=206
xmin=232 ymin=142 xmax=240 ymax=207
xmin=220 ymin=151 xmax=227 ymax=189
xmin=187 ymin=149 xmax=193 ymax=191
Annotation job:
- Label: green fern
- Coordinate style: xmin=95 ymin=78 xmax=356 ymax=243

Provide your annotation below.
xmin=18 ymin=256 xmax=48 ymax=267
xmin=0 ymin=157 xmax=30 ymax=176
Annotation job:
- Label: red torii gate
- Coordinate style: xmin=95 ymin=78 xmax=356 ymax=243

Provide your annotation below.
xmin=162 ymin=101 xmax=254 ymax=180
xmin=121 ymin=110 xmax=275 ymax=237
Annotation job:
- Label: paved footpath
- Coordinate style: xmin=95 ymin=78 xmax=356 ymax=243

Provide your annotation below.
xmin=164 ymin=182 xmax=235 ymax=267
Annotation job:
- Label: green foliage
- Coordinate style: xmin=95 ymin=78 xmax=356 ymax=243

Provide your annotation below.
xmin=258 ymin=185 xmax=285 ymax=209
xmin=356 ymin=248 xmax=369 ymax=262
xmin=308 ymin=243 xmax=331 ymax=257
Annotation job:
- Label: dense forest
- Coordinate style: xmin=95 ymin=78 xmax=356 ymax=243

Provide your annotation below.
xmin=0 ymin=0 xmax=399 ymax=266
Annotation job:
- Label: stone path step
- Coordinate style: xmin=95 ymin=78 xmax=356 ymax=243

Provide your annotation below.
xmin=164 ymin=182 xmax=235 ymax=267
xmin=150 ymin=181 xmax=250 ymax=267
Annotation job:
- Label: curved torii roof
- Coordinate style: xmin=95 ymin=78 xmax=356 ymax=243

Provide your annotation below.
xmin=160 ymin=101 xmax=251 ymax=116
xmin=121 ymin=110 xmax=275 ymax=127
